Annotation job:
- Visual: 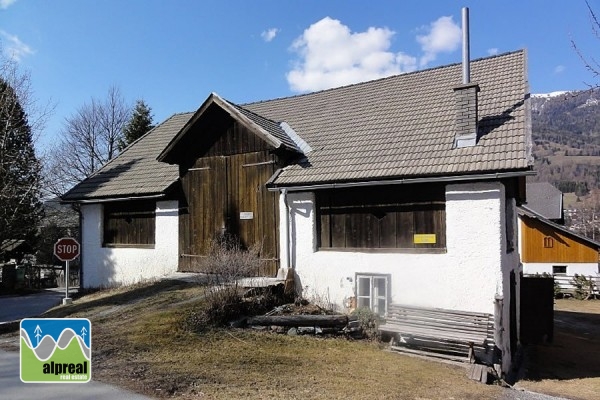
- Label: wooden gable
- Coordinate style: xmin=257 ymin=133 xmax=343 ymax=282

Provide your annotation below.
xmin=520 ymin=216 xmax=599 ymax=263
xmin=172 ymin=103 xmax=276 ymax=170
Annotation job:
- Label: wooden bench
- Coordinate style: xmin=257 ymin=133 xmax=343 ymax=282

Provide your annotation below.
xmin=379 ymin=304 xmax=495 ymax=363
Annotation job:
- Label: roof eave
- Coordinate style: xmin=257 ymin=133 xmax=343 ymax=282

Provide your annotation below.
xmin=60 ymin=192 xmax=168 ymax=204
xmin=267 ymin=169 xmax=535 ymax=192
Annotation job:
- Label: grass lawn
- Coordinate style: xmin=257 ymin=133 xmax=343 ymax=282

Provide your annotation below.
xmin=517 ymin=298 xmax=600 ymax=400
xmin=6 ymin=280 xmax=506 ymax=399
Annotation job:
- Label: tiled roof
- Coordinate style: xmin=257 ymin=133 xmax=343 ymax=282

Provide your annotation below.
xmin=243 ymin=50 xmax=531 ymax=186
xmin=62 ymin=113 xmax=193 ymax=201
xmin=64 ymin=50 xmax=531 ymax=200
xmin=525 ymin=182 xmax=563 ymax=220
xmin=227 ymin=101 xmax=300 ymax=152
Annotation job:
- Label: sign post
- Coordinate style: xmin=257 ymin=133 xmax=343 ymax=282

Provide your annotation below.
xmin=54 ymin=237 xmax=80 ymax=305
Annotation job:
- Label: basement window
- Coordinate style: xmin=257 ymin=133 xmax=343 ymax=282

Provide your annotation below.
xmin=356 ymin=274 xmax=389 ymax=317
xmin=552 ymin=265 xmax=567 ymax=275
xmin=103 ymin=201 xmax=156 ymax=248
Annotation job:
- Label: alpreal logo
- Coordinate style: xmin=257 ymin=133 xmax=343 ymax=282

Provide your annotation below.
xmin=20 ymin=318 xmax=91 ymax=383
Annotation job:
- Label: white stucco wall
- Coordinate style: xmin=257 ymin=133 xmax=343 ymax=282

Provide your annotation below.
xmin=280 ymin=182 xmax=509 ymax=314
xmin=279 ymin=181 xmax=519 ymax=374
xmin=80 ymin=200 xmax=179 ymax=288
xmin=523 ymin=262 xmax=599 ymax=276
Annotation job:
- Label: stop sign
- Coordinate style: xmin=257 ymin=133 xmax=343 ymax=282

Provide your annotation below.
xmin=54 ymin=237 xmax=80 ymax=262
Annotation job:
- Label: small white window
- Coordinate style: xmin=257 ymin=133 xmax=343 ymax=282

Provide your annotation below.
xmin=356 ymin=274 xmax=389 ymax=316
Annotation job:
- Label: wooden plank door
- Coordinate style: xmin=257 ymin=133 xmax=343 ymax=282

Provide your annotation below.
xmin=227 ymin=152 xmax=279 ymax=275
xmin=181 ymin=156 xmax=227 ymax=259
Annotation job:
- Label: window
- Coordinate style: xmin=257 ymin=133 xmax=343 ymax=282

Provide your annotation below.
xmin=103 ymin=201 xmax=156 ymax=247
xmin=356 ymin=274 xmax=389 ymax=316
xmin=317 ymin=184 xmax=446 ymax=251
xmin=553 ymin=265 xmax=567 ymax=275
xmin=543 ymin=236 xmax=554 ymax=248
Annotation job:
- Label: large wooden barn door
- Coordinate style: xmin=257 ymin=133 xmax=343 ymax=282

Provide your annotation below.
xmin=179 ymin=151 xmax=279 ymax=276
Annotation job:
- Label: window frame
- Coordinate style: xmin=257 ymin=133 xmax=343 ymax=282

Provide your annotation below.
xmin=356 ymin=273 xmax=390 ymax=317
xmin=102 ymin=200 xmax=156 ymax=248
xmin=543 ymin=236 xmax=554 ymax=248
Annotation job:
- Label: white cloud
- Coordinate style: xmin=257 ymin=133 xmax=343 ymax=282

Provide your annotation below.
xmin=261 ymin=28 xmax=279 ymax=42
xmin=0 ymin=30 xmax=34 ymax=61
xmin=416 ymin=16 xmax=461 ymax=67
xmin=487 ymin=48 xmax=499 ymax=56
xmin=554 ymin=65 xmax=566 ymax=74
xmin=0 ymin=0 xmax=17 ymax=9
xmin=286 ymin=17 xmax=417 ymax=93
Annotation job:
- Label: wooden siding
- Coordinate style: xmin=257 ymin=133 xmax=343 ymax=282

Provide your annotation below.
xmin=103 ymin=201 xmax=155 ymax=247
xmin=317 ymin=185 xmax=446 ymax=250
xmin=176 ymin=106 xmax=274 ymax=167
xmin=520 ymin=217 xmax=599 ymax=263
xmin=179 ymin=122 xmax=279 ymax=275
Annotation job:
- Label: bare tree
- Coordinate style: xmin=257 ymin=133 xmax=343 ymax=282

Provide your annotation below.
xmin=46 ymin=86 xmax=131 ymax=196
xmin=572 ymin=1 xmax=600 ymax=88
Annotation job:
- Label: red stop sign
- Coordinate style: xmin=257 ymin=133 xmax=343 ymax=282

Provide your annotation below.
xmin=54 ymin=237 xmax=80 ymax=262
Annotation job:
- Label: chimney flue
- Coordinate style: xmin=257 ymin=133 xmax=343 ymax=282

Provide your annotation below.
xmin=462 ymin=7 xmax=470 ymax=84
xmin=453 ymin=7 xmax=479 ymax=149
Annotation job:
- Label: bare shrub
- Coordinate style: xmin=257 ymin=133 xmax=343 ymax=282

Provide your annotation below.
xmin=185 ymin=235 xmax=267 ymax=330
xmin=571 ymin=274 xmax=597 ymax=300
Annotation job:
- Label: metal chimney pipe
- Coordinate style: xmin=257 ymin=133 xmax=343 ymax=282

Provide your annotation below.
xmin=462 ymin=7 xmax=470 ymax=84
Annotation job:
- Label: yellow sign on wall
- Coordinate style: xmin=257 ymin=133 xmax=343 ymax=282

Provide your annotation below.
xmin=413 ymin=234 xmax=437 ymax=244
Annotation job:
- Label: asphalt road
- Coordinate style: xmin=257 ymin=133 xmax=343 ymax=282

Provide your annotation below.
xmin=0 ymin=349 xmax=152 ymax=400
xmin=0 ymin=288 xmax=70 ymax=323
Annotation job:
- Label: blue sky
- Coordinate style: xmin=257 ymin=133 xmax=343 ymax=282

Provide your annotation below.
xmin=1 ymin=1 xmax=598 ymax=152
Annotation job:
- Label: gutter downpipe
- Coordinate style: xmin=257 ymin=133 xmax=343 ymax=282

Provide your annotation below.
xmin=281 ymin=188 xmax=292 ymax=272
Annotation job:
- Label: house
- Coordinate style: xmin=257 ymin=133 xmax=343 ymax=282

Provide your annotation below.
xmin=519 ymin=183 xmax=600 ymax=281
xmin=62 ymin=50 xmax=532 ymax=374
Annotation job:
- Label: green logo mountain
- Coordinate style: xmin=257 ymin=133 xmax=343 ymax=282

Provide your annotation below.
xmin=20 ymin=318 xmax=91 ymax=383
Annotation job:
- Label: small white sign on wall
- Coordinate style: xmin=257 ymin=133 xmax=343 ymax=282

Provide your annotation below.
xmin=240 ymin=211 xmax=254 ymax=220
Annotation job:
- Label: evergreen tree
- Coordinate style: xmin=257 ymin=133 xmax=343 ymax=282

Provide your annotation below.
xmin=119 ymin=99 xmax=154 ymax=150
xmin=0 ymin=77 xmax=43 ymax=256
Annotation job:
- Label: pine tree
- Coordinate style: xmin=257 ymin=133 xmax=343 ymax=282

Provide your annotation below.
xmin=0 ymin=77 xmax=43 ymax=256
xmin=119 ymin=99 xmax=154 ymax=150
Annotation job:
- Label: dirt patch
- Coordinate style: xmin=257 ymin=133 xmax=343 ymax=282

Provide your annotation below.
xmin=517 ymin=299 xmax=600 ymax=399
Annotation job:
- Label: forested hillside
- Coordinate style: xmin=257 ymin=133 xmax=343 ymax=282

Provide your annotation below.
xmin=530 ymin=90 xmax=600 ymax=238
xmin=531 ymin=90 xmax=600 ymax=196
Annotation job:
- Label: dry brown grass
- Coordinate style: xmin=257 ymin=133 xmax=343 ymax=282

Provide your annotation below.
xmin=517 ymin=299 xmax=600 ymax=400
xmin=9 ymin=279 xmax=507 ymax=399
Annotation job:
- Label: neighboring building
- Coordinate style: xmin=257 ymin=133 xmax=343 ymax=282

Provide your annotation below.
xmin=63 ymin=50 xmax=532 ymax=374
xmin=519 ymin=183 xmax=600 ymax=279
xmin=524 ymin=182 xmax=563 ymax=223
